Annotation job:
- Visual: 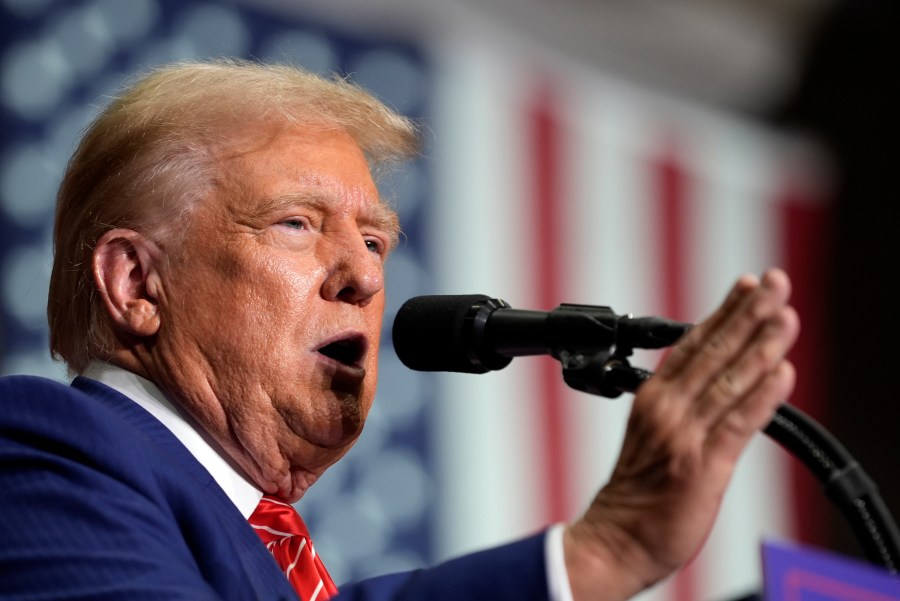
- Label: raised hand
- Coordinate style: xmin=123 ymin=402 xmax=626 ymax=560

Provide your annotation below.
xmin=563 ymin=268 xmax=800 ymax=601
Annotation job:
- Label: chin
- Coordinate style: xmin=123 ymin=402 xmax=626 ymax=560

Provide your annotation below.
xmin=298 ymin=401 xmax=366 ymax=450
xmin=317 ymin=419 xmax=365 ymax=452
xmin=329 ymin=388 xmax=368 ymax=441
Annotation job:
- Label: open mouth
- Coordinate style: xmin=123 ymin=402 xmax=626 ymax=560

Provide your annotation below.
xmin=316 ymin=334 xmax=367 ymax=368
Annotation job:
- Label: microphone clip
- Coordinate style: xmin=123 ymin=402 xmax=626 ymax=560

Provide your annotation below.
xmin=548 ymin=306 xmax=689 ymax=398
xmin=558 ymin=349 xmax=653 ymax=399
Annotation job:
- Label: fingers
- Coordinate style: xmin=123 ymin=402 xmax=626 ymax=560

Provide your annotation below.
xmin=655 ymin=269 xmax=796 ymax=417
xmin=696 ymin=302 xmax=799 ymax=423
xmin=707 ymin=359 xmax=797 ymax=459
xmin=655 ymin=272 xmax=760 ymax=379
xmin=561 ymin=269 xmax=801 ymax=601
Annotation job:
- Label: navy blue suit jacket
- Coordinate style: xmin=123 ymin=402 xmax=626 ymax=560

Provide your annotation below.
xmin=0 ymin=375 xmax=549 ymax=600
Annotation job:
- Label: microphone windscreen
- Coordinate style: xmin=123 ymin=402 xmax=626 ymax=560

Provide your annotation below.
xmin=391 ymin=294 xmax=491 ymax=373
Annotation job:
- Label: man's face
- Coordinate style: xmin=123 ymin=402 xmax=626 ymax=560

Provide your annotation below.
xmin=153 ymin=126 xmax=397 ymax=500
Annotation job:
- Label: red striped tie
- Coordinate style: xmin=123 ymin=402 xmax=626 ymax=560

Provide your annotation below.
xmin=249 ymin=495 xmax=338 ymax=601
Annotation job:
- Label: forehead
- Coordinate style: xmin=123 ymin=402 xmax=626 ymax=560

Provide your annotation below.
xmin=215 ymin=126 xmax=396 ymax=227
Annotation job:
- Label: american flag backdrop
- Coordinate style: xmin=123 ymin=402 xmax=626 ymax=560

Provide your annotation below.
xmin=0 ymin=1 xmax=834 ymax=600
xmin=419 ymin=35 xmax=833 ymax=601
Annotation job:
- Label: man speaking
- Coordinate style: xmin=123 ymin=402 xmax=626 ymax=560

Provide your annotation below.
xmin=0 ymin=59 xmax=799 ymax=601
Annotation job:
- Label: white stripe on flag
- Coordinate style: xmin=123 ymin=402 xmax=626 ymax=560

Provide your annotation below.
xmin=429 ymin=33 xmax=827 ymax=601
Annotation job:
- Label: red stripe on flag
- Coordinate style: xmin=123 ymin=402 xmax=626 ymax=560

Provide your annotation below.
xmin=777 ymin=172 xmax=833 ymax=548
xmin=528 ymin=79 xmax=569 ymax=524
xmin=657 ymin=140 xmax=689 ymax=323
xmin=653 ymin=137 xmax=698 ymax=601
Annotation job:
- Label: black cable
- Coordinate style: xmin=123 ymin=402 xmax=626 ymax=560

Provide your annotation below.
xmin=570 ymin=360 xmax=900 ymax=574
xmin=764 ymin=404 xmax=900 ymax=573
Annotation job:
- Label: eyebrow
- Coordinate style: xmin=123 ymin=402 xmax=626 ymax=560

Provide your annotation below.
xmin=255 ymin=190 xmax=401 ymax=248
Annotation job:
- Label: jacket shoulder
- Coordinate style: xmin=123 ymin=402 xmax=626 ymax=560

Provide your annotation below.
xmin=0 ymin=374 xmax=128 ymax=442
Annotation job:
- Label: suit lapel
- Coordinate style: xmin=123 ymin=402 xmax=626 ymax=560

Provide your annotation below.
xmin=70 ymin=376 xmax=297 ymax=600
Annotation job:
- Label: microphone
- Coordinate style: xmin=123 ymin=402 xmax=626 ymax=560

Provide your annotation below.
xmin=392 ymin=294 xmax=691 ymax=374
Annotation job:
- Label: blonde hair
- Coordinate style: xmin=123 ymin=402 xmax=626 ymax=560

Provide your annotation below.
xmin=48 ymin=59 xmax=421 ymax=373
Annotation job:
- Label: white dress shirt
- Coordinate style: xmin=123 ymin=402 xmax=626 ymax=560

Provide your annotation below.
xmin=81 ymin=361 xmax=572 ymax=601
xmin=82 ymin=361 xmax=263 ymax=518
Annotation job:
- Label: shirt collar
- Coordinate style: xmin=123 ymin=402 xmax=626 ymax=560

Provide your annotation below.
xmin=81 ymin=360 xmax=263 ymax=518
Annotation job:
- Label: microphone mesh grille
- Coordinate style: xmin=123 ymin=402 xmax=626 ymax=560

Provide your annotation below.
xmin=391 ymin=294 xmax=491 ymax=373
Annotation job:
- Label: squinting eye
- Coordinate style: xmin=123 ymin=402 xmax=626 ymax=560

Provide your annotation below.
xmin=282 ymin=218 xmax=306 ymax=229
xmin=365 ymin=239 xmax=383 ymax=255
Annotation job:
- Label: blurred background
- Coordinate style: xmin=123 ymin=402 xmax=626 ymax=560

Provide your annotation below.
xmin=1 ymin=0 xmax=896 ymax=599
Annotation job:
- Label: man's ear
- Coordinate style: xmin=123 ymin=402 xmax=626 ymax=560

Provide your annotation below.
xmin=92 ymin=229 xmax=164 ymax=337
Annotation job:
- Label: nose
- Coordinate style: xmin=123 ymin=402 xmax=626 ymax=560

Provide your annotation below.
xmin=320 ymin=239 xmax=384 ymax=306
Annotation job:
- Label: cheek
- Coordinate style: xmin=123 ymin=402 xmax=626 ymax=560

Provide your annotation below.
xmin=233 ymin=260 xmax=326 ymax=323
xmin=166 ymin=265 xmax=300 ymax=358
xmin=363 ymin=298 xmax=385 ymax=408
xmin=365 ymin=300 xmax=385 ymax=360
xmin=275 ymin=260 xmax=327 ymax=300
xmin=365 ymin=364 xmax=379 ymax=409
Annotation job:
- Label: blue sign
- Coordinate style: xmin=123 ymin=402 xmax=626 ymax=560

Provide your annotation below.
xmin=763 ymin=540 xmax=900 ymax=600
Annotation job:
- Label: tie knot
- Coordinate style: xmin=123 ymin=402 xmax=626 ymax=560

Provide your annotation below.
xmin=248 ymin=495 xmax=311 ymax=543
xmin=248 ymin=495 xmax=338 ymax=601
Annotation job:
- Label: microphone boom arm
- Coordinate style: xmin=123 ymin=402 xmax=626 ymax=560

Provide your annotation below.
xmin=565 ymin=350 xmax=900 ymax=575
